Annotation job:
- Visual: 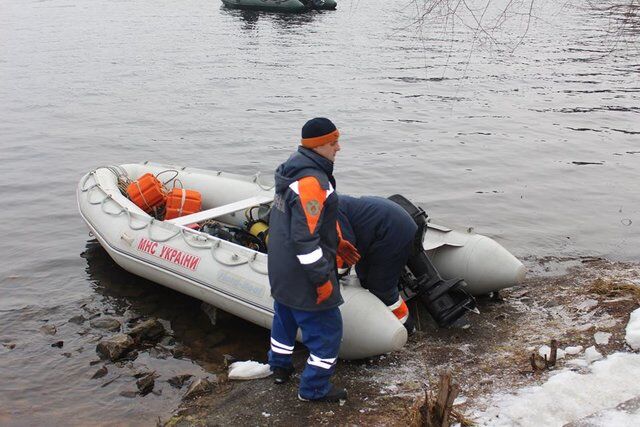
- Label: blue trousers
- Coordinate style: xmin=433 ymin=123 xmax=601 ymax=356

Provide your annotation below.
xmin=356 ymin=240 xmax=413 ymax=306
xmin=268 ymin=301 xmax=343 ymax=400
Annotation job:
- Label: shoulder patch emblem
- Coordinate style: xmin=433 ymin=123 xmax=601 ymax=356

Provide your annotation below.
xmin=305 ymin=199 xmax=321 ymax=217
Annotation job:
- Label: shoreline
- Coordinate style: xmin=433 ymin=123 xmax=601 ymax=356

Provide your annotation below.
xmin=163 ymin=257 xmax=640 ymax=426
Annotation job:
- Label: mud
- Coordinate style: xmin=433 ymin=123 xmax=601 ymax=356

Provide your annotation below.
xmin=163 ymin=257 xmax=640 ymax=426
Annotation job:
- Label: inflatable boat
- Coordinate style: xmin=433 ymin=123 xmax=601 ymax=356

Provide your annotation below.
xmin=77 ymin=163 xmax=525 ymax=359
xmin=221 ymin=0 xmax=337 ymax=13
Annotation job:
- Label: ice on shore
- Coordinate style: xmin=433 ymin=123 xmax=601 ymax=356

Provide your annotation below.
xmin=594 ymin=331 xmax=611 ymax=345
xmin=228 ymin=361 xmax=272 ymax=380
xmin=475 ymin=352 xmax=640 ymax=426
xmin=625 ymin=307 xmax=640 ymax=350
xmin=475 ymin=306 xmax=640 ymax=426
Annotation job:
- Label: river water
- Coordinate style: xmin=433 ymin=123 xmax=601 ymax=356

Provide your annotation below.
xmin=0 ymin=0 xmax=638 ymax=424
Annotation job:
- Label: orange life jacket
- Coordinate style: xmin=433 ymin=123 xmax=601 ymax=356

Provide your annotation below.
xmin=126 ymin=173 xmax=165 ymax=214
xmin=164 ymin=188 xmax=202 ymax=220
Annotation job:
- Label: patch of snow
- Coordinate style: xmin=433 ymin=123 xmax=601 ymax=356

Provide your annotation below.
xmin=538 ymin=345 xmax=565 ymax=360
xmin=564 ymin=345 xmax=583 ymax=355
xmin=590 ymin=409 xmax=640 ymax=426
xmin=584 ymin=346 xmax=603 ymax=364
xmin=475 ymin=352 xmax=640 ymax=426
xmin=261 ymin=412 xmax=270 ymax=418
xmin=594 ymin=331 xmax=612 ymax=345
xmin=228 ymin=360 xmax=272 ymax=380
xmin=454 ymin=396 xmax=467 ymax=405
xmin=625 ymin=308 xmax=640 ymax=350
xmin=566 ymin=358 xmax=589 ymax=368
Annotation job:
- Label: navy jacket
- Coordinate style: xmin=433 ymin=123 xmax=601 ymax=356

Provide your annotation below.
xmin=337 ymin=195 xmax=418 ymax=263
xmin=268 ymin=146 xmax=342 ymax=311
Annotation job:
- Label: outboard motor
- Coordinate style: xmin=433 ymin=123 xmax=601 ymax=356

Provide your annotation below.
xmin=388 ymin=194 xmax=478 ymax=328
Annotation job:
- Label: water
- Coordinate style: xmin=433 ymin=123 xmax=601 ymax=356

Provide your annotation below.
xmin=0 ymin=0 xmax=638 ymax=423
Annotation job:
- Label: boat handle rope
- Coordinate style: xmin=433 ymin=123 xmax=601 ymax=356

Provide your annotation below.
xmin=99 ymin=195 xmax=127 ymax=216
xmin=247 ymin=253 xmax=268 ymax=275
xmin=80 ymin=171 xmax=98 ymax=192
xmin=180 ymin=228 xmax=214 ymax=249
xmin=146 ymin=219 xmax=181 ymax=243
xmin=83 ymin=167 xmax=268 ymax=271
xmin=210 ymin=241 xmax=248 ymax=266
xmin=123 ymin=208 xmax=150 ymax=231
xmin=252 ymin=171 xmax=275 ymax=191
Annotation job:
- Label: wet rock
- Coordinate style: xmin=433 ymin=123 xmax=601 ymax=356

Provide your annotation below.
xmin=62 ymin=352 xmax=72 ymax=358
xmin=51 ymin=341 xmax=64 ymax=348
xmin=128 ymin=319 xmax=166 ymax=343
xmin=119 ymin=390 xmax=138 ymax=398
xmin=125 ymin=315 xmax=144 ymax=327
xmin=120 ymin=350 xmax=139 ymax=362
xmin=136 ymin=373 xmax=157 ymax=396
xmin=40 ymin=324 xmax=57 ymax=335
xmin=168 ymin=374 xmax=193 ymax=389
xmin=68 ymin=315 xmax=86 ymax=325
xmin=160 ymin=336 xmax=176 ymax=347
xmin=172 ymin=345 xmax=186 ymax=359
xmin=91 ymin=366 xmax=108 ymax=379
xmin=222 ymin=354 xmax=239 ymax=368
xmin=86 ymin=333 xmax=104 ymax=343
xmin=148 ymin=347 xmax=169 ymax=359
xmin=89 ymin=359 xmax=102 ymax=366
xmin=183 ymin=377 xmax=216 ymax=400
xmin=96 ymin=334 xmax=134 ymax=361
xmin=90 ymin=317 xmax=122 ymax=332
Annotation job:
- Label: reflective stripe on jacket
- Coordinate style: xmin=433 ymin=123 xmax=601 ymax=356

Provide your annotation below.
xmin=268 ymin=146 xmax=342 ymax=311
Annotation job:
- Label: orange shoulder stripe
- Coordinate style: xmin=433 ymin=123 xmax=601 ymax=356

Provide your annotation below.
xmin=297 ymin=176 xmax=327 ymax=235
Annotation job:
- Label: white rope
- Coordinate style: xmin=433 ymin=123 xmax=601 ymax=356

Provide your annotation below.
xmin=124 ymin=209 xmax=150 ymax=231
xmin=253 ymin=171 xmax=275 ymax=191
xmin=100 ymin=195 xmax=126 ymax=216
xmin=210 ymin=241 xmax=248 ymax=266
xmin=247 ymin=253 xmax=268 ymax=275
xmin=147 ymin=219 xmax=181 ymax=243
xmin=82 ymin=166 xmax=268 ymax=271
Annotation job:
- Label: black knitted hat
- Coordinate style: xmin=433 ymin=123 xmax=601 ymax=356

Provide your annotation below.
xmin=301 ymin=118 xmax=339 ymax=148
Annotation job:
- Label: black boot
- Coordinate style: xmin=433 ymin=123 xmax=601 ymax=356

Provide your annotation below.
xmin=298 ymin=385 xmax=347 ymax=402
xmin=272 ymin=366 xmax=294 ymax=385
xmin=404 ymin=314 xmax=416 ymax=336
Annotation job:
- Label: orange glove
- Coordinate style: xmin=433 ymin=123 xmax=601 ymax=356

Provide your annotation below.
xmin=337 ymin=239 xmax=360 ymax=266
xmin=316 ymin=280 xmax=333 ymax=304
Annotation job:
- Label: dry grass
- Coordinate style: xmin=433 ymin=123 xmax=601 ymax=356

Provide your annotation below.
xmin=588 ymin=278 xmax=640 ymax=301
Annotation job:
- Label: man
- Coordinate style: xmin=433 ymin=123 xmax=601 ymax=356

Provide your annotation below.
xmin=267 ymin=117 xmax=359 ymax=403
xmin=337 ymin=195 xmax=417 ymax=332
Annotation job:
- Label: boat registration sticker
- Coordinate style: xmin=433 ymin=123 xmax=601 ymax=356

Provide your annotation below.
xmin=136 ymin=237 xmax=201 ymax=271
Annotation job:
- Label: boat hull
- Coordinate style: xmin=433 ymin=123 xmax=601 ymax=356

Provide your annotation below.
xmin=221 ymin=0 xmax=337 ymax=12
xmin=77 ymin=162 xmax=525 ymax=358
xmin=78 ymin=164 xmax=406 ymax=359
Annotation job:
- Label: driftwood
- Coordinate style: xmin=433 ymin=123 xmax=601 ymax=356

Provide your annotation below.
xmin=530 ymin=339 xmax=559 ymax=371
xmin=419 ymin=371 xmax=461 ymax=427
